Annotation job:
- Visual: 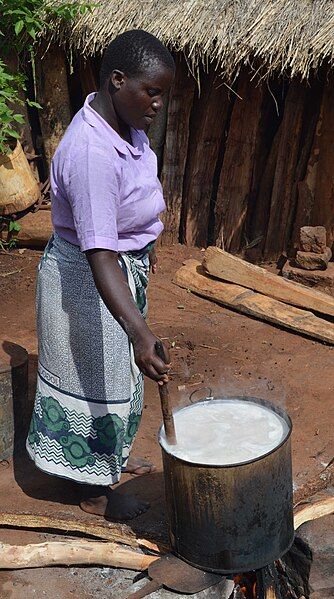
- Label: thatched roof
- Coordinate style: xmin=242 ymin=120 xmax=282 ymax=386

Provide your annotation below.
xmin=53 ymin=0 xmax=334 ymax=80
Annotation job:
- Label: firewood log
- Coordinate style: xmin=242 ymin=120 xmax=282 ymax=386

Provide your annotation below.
xmin=0 ymin=511 xmax=137 ymax=547
xmin=203 ymin=246 xmax=334 ymax=317
xmin=294 ymin=496 xmax=334 ymax=530
xmin=0 ymin=539 xmax=159 ymax=570
xmin=174 ymin=259 xmax=334 ymax=344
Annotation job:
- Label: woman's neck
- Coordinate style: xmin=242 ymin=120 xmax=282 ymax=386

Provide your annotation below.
xmin=90 ymin=91 xmax=132 ymax=143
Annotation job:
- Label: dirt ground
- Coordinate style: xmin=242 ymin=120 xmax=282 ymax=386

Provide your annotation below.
xmin=0 ymin=244 xmax=333 ymax=598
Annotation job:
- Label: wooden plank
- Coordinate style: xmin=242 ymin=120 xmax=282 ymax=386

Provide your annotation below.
xmin=311 ymin=75 xmax=334 ymax=249
xmin=181 ymin=68 xmax=230 ymax=247
xmin=264 ymin=81 xmax=307 ymax=260
xmin=36 ymin=45 xmax=72 ymax=170
xmin=214 ymin=72 xmax=265 ymax=252
xmin=160 ymin=55 xmax=196 ymax=244
xmin=174 ymin=259 xmax=334 ymax=344
xmin=203 ymin=246 xmax=334 ymax=317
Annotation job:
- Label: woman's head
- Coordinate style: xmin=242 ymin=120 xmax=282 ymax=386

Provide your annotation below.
xmin=99 ymin=29 xmax=175 ymax=130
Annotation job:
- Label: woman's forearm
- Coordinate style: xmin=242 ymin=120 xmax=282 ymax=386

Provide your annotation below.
xmin=85 ymin=249 xmax=148 ymax=339
xmin=85 ymin=248 xmax=169 ymax=381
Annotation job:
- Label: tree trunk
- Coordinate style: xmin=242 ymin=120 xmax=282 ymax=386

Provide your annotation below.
xmin=36 ymin=45 xmax=72 ymax=170
xmin=181 ymin=69 xmax=230 ymax=247
xmin=214 ymin=72 xmax=265 ymax=253
xmin=160 ymin=55 xmax=196 ymax=245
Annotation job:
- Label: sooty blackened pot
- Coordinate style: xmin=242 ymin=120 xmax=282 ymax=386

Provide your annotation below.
xmin=159 ymin=396 xmax=294 ymax=574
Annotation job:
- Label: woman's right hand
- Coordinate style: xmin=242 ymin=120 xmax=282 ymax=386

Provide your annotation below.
xmin=132 ymin=331 xmax=171 ymax=383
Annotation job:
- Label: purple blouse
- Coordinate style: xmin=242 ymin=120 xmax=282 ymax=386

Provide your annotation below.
xmin=51 ymin=93 xmax=165 ymax=252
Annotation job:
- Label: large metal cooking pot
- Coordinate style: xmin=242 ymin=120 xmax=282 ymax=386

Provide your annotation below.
xmin=159 ymin=395 xmax=294 ymax=574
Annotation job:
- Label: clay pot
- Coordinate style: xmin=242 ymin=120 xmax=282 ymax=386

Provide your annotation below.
xmin=0 ymin=141 xmax=40 ymax=215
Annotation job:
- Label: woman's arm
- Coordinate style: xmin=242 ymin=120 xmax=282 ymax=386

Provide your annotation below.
xmin=85 ymin=248 xmax=170 ymax=382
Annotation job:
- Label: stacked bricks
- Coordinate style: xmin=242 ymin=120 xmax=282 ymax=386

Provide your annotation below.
xmin=295 ymin=226 xmax=332 ymax=271
xmin=282 ymin=226 xmax=334 ymax=296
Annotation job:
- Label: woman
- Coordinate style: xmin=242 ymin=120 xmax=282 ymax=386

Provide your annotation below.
xmin=26 ymin=30 xmax=175 ymax=520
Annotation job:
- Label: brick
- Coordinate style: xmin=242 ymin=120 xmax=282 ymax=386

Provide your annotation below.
xmin=295 ymin=247 xmax=332 ymax=270
xmin=282 ymin=261 xmax=334 ymax=296
xmin=300 ymin=226 xmax=327 ymax=253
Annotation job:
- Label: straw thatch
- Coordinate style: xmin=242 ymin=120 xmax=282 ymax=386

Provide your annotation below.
xmin=51 ymin=0 xmax=334 ymax=80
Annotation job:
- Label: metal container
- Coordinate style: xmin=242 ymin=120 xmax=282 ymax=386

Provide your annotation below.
xmin=159 ymin=396 xmax=294 ymax=574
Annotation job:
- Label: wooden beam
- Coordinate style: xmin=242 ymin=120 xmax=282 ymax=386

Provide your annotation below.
xmin=0 ymin=539 xmax=158 ymax=570
xmin=203 ymin=246 xmax=334 ymax=317
xmin=214 ymin=72 xmax=265 ymax=252
xmin=182 ymin=69 xmax=230 ymax=247
xmin=174 ymin=259 xmax=334 ymax=344
xmin=264 ymin=81 xmax=307 ymax=260
xmin=160 ymin=55 xmax=196 ymax=244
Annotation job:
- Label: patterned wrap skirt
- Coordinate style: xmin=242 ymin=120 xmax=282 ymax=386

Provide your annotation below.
xmin=26 ymin=233 xmax=150 ymax=486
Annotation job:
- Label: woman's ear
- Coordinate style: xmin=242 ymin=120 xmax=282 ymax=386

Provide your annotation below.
xmin=110 ymin=70 xmax=125 ymax=91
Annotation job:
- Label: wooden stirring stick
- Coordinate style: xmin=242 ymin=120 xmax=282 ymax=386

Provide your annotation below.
xmin=155 ymin=341 xmax=177 ymax=445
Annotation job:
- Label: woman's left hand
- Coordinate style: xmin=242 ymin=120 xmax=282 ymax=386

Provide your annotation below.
xmin=149 ymin=247 xmax=158 ymax=274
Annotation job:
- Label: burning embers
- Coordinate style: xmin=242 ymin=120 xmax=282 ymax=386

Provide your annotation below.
xmin=233 ymin=571 xmax=257 ymax=598
xmin=231 ymin=538 xmax=311 ymax=598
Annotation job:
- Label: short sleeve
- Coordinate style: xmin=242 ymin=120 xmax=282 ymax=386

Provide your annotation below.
xmin=67 ymin=144 xmax=120 ymax=252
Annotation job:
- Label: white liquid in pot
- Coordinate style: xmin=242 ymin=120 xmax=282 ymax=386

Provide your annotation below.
xmin=159 ymin=399 xmax=289 ymax=465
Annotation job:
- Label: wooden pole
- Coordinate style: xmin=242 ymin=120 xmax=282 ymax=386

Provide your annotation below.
xmin=155 ymin=341 xmax=176 ymax=445
xmin=160 ymin=55 xmax=196 ymax=245
xmin=214 ymin=72 xmax=265 ymax=253
xmin=264 ymin=81 xmax=307 ymax=260
xmin=291 ymin=80 xmax=323 ymax=250
xmin=311 ymin=74 xmax=334 ymax=249
xmin=181 ymin=68 xmax=230 ymax=247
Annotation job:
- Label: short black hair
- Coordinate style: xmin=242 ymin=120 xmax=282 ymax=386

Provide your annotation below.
xmin=99 ymin=29 xmax=175 ymax=87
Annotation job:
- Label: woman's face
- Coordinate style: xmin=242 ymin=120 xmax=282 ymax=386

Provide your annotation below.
xmin=110 ymin=63 xmax=174 ymax=130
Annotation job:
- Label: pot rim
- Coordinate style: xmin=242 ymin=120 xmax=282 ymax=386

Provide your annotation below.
xmin=158 ymin=395 xmax=292 ymax=468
